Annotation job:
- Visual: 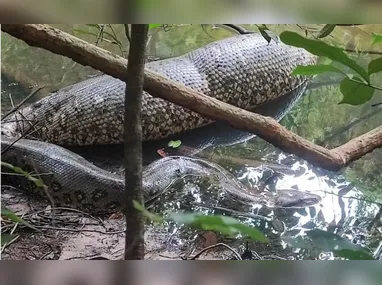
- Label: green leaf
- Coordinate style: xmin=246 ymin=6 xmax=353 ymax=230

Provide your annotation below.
xmin=283 ymin=229 xmax=374 ymax=260
xmin=339 ymin=77 xmax=374 ymax=105
xmin=168 ymin=212 xmax=268 ymax=243
xmin=371 ymin=33 xmax=382 ymax=45
xmin=149 ymin=24 xmax=163 ymax=30
xmin=279 ymin=31 xmax=370 ymax=84
xmin=1 ymin=161 xmax=46 ymax=188
xmin=334 ymin=249 xmax=375 ymax=260
xmin=317 ymin=24 xmax=336 ymax=39
xmin=133 ymin=201 xmax=163 ymax=223
xmin=1 ymin=208 xmax=39 ymax=231
xmin=1 ymin=234 xmax=18 ymax=246
xmin=292 ymin=64 xmax=345 ymax=76
xmin=306 ymin=230 xmax=375 ymax=260
xmin=168 ymin=140 xmax=182 ymax=148
xmin=368 ymin=58 xmax=382 ymax=75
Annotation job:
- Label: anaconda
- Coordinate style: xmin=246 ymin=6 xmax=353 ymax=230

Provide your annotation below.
xmin=1 ymin=33 xmax=319 ymax=213
xmin=1 ymin=136 xmax=321 ymax=214
xmin=1 ymin=33 xmax=316 ymax=145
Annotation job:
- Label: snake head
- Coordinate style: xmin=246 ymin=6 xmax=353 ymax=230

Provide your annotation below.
xmin=274 ymin=189 xmax=322 ymax=208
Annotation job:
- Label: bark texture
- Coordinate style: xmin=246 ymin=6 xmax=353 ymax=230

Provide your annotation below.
xmin=123 ymin=24 xmax=148 ymax=260
xmin=2 ymin=24 xmax=381 ymax=171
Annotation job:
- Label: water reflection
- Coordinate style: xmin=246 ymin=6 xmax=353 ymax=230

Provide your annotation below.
xmin=1 ymin=24 xmax=381 ymax=259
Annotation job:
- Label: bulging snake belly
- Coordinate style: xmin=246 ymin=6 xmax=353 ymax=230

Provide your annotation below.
xmin=1 ymin=33 xmax=320 ymax=213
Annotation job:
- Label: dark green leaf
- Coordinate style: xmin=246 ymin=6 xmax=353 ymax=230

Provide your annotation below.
xmin=279 ymin=31 xmax=370 ymax=84
xmin=1 ymin=234 xmax=18 ymax=246
xmin=318 ymin=24 xmax=336 ymax=38
xmin=168 ymin=212 xmax=268 ymax=243
xmin=168 ymin=140 xmax=182 ymax=148
xmin=306 ymin=230 xmax=374 ymax=260
xmin=133 ymin=201 xmax=163 ymax=223
xmin=1 ymin=208 xmax=39 ymax=231
xmin=334 ymin=249 xmax=375 ymax=260
xmin=283 ymin=229 xmax=374 ymax=260
xmin=292 ymin=64 xmax=344 ymax=76
xmin=371 ymin=33 xmax=382 ymax=45
xmin=368 ymin=58 xmax=382 ymax=75
xmin=339 ymin=77 xmax=374 ymax=105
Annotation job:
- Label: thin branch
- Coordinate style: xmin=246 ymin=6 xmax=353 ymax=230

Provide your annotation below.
xmin=349 ymin=77 xmax=382 ymax=92
xmin=221 ymin=24 xmax=254 ymax=34
xmin=317 ymin=108 xmax=382 ymax=146
xmin=1 ymin=86 xmax=44 ymax=121
xmin=2 ymin=24 xmax=381 ymax=172
xmin=188 ymin=242 xmax=242 ymax=260
xmin=343 ymin=47 xmax=382 ymax=56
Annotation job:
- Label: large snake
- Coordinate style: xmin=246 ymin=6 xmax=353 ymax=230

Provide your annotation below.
xmin=1 ymin=33 xmax=320 ymax=213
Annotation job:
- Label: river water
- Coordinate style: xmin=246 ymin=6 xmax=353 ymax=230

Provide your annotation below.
xmin=1 ymin=24 xmax=381 ymax=260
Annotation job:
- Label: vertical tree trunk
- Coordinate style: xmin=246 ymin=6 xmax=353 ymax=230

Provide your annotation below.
xmin=123 ymin=24 xmax=148 ymax=260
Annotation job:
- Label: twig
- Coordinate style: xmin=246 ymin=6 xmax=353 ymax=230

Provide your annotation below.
xmin=343 ymin=47 xmax=382 ymax=56
xmin=315 ymin=189 xmax=382 ymax=207
xmin=317 ymin=108 xmax=382 ymax=146
xmin=30 ymin=160 xmax=57 ymax=226
xmin=1 ymin=122 xmax=41 ymax=154
xmin=24 ymin=207 xmax=102 ymax=222
xmin=261 ymin=254 xmax=288 ymax=260
xmin=1 ymin=86 xmax=44 ymax=121
xmin=34 ymin=225 xmax=125 ymax=235
xmin=95 ymin=24 xmax=105 ymax=46
xmin=124 ymin=24 xmax=131 ymax=43
xmin=221 ymin=24 xmax=254 ymax=35
xmin=194 ymin=204 xmax=271 ymax=221
xmin=188 ymin=242 xmax=242 ymax=260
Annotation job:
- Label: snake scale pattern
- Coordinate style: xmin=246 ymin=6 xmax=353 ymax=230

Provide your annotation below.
xmin=1 ymin=33 xmax=321 ymax=214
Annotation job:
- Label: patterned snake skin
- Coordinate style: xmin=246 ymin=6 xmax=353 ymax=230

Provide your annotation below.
xmin=2 ymin=33 xmax=316 ymax=145
xmin=1 ymin=136 xmax=321 ymax=214
xmin=1 ymin=33 xmax=319 ymax=213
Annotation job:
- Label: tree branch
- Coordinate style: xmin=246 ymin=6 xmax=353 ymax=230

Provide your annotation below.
xmin=123 ymin=25 xmax=148 ymax=260
xmin=2 ymin=24 xmax=381 ymax=171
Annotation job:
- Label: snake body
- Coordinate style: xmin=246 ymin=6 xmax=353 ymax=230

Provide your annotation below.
xmin=1 ymin=136 xmax=321 ymax=214
xmin=2 ymin=33 xmax=315 ymax=145
xmin=1 ymin=33 xmax=320 ymax=213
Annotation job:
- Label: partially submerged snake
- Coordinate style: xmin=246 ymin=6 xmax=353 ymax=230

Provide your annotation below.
xmin=1 ymin=33 xmax=321 ymax=213
xmin=1 ymin=136 xmax=321 ymax=214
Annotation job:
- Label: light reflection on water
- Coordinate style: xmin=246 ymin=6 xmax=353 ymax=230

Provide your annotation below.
xmin=1 ymin=23 xmax=382 ymax=259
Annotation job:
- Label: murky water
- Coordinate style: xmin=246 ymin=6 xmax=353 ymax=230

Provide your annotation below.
xmin=1 ymin=24 xmax=381 ymax=259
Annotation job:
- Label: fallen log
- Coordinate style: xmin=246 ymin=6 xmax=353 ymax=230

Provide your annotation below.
xmin=2 ymin=24 xmax=381 ymax=171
